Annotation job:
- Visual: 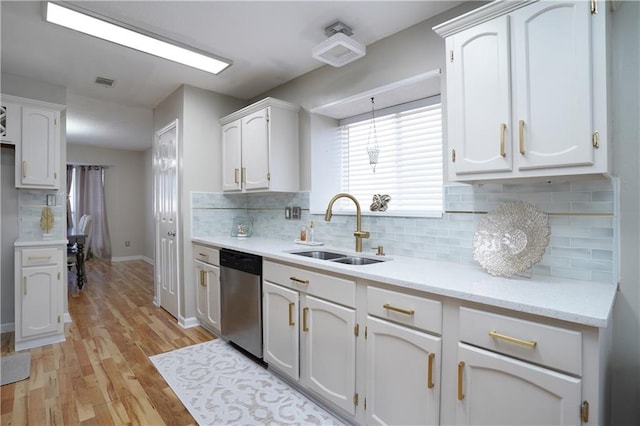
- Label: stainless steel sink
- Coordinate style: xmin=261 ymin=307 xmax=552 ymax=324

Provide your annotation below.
xmin=330 ymin=256 xmax=384 ymax=265
xmin=291 ymin=250 xmax=345 ymax=260
xmin=290 ymin=250 xmax=387 ymax=265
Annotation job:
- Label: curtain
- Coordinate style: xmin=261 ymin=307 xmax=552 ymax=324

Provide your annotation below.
xmin=66 ymin=165 xmax=73 ymax=229
xmin=77 ymin=165 xmax=112 ymax=260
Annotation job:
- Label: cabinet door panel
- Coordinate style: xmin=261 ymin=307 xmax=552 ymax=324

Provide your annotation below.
xmin=512 ymin=1 xmax=593 ymax=170
xmin=221 ymin=121 xmax=242 ymax=191
xmin=263 ymin=281 xmax=299 ymax=381
xmin=449 ymin=16 xmax=512 ymax=174
xmin=19 ymin=107 xmax=58 ymax=187
xmin=21 ymin=265 xmax=59 ymax=337
xmin=241 ymin=109 xmax=270 ymax=190
xmin=456 ymin=343 xmax=581 ymax=426
xmin=366 ymin=316 xmax=441 ymax=426
xmin=302 ymin=295 xmax=356 ymax=415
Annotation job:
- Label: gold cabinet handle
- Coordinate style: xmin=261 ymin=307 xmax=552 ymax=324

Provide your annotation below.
xmin=489 ymin=330 xmax=537 ymax=348
xmin=451 ymin=148 xmax=456 ymax=163
xmin=23 ymin=277 xmax=27 ymax=295
xmin=427 ymin=353 xmax=435 ymax=389
xmin=383 ymin=303 xmax=415 ymax=316
xmin=288 ymin=302 xmax=295 ymax=326
xmin=500 ymin=123 xmax=507 ymax=157
xmin=302 ymin=307 xmax=309 ymax=332
xmin=457 ymin=361 xmax=465 ymax=400
xmin=519 ymin=119 xmax=525 ymax=155
xmin=241 ymin=167 xmax=246 ymax=184
xmin=28 ymin=255 xmax=52 ymax=261
xmin=199 ymin=270 xmax=206 ymax=287
xmin=234 ymin=168 xmax=239 ymax=184
xmin=22 ymin=160 xmax=27 ymax=178
xmin=290 ymin=276 xmax=309 ymax=285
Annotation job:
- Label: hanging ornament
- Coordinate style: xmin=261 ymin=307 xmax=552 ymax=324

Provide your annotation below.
xmin=366 ymin=97 xmax=380 ymax=172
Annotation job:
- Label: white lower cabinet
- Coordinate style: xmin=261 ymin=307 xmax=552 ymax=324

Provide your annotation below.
xmin=260 ymin=259 xmax=609 ymax=426
xmin=302 ymin=295 xmax=356 ymax=415
xmin=194 ymin=260 xmax=221 ymax=332
xmin=262 ymin=260 xmax=358 ymax=419
xmin=193 ymin=244 xmax=221 ymax=334
xmin=366 ymin=316 xmax=441 ymax=425
xmin=15 ymin=244 xmax=65 ymax=351
xmin=456 ymin=343 xmax=581 ymax=426
xmin=263 ymin=281 xmax=299 ymax=380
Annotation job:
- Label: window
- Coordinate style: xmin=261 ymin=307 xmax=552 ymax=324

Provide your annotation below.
xmin=335 ymin=96 xmax=443 ymax=217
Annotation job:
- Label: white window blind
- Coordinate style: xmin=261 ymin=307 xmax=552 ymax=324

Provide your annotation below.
xmin=336 ymin=97 xmax=443 ymax=216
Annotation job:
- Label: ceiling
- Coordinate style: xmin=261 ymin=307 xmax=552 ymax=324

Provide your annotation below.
xmin=1 ymin=1 xmax=462 ymax=151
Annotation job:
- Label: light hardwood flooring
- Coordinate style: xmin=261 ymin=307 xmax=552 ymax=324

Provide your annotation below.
xmin=1 ymin=259 xmax=215 ymax=425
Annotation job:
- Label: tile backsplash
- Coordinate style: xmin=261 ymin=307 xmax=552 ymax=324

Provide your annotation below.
xmin=192 ymin=178 xmax=618 ymax=283
xmin=18 ymin=189 xmax=66 ymax=241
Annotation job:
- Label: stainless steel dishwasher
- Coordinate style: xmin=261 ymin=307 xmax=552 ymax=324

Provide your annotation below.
xmin=219 ymin=248 xmax=263 ymax=359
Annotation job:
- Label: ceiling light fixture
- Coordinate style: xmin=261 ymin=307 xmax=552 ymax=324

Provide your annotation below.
xmin=44 ymin=2 xmax=232 ymax=75
xmin=312 ymin=21 xmax=365 ymax=67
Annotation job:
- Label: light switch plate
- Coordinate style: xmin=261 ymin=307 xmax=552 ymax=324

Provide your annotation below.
xmin=292 ymin=206 xmax=301 ymax=219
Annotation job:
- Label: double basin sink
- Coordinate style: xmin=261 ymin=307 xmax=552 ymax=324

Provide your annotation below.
xmin=291 ymin=250 xmax=387 ymax=265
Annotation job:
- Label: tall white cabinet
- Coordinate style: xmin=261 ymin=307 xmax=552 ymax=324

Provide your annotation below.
xmin=219 ymin=97 xmax=299 ymax=193
xmin=434 ymin=0 xmax=610 ymax=182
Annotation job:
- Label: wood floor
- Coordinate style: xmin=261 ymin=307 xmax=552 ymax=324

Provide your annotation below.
xmin=1 ymin=259 xmax=215 ymax=425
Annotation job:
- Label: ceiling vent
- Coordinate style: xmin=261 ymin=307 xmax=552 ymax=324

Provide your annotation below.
xmin=95 ymin=76 xmax=116 ymax=88
xmin=312 ymin=21 xmax=366 ymax=67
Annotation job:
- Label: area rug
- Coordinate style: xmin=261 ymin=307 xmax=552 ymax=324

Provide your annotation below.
xmin=1 ymin=352 xmax=31 ymax=386
xmin=150 ymin=339 xmax=344 ymax=425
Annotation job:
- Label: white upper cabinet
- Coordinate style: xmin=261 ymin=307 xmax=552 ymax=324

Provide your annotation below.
xmin=435 ymin=0 xmax=610 ymax=182
xmin=2 ymin=95 xmax=64 ymax=189
xmin=219 ymin=97 xmax=300 ymax=193
xmin=18 ymin=106 xmax=60 ymax=188
xmin=0 ymin=102 xmax=22 ymax=144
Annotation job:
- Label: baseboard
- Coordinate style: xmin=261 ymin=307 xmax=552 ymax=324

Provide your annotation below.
xmin=179 ymin=316 xmax=201 ymax=329
xmin=63 ymin=312 xmax=72 ymax=323
xmin=111 ymin=255 xmax=155 ymax=264
xmin=0 ymin=322 xmax=15 ymax=333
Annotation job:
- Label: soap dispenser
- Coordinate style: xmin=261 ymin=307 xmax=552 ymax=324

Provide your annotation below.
xmin=309 ymin=221 xmax=315 ymax=243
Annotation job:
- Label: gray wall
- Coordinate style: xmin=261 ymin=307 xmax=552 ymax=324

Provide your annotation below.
xmin=67 ymin=144 xmax=148 ymax=260
xmin=255 ymin=3 xmax=640 ymax=423
xmin=610 ymin=1 xmax=640 ymax=423
xmin=1 ymin=147 xmax=18 ymax=330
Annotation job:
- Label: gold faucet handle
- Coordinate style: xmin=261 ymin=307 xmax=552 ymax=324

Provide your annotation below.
xmin=373 ymin=245 xmax=385 ymax=256
xmin=354 ymin=230 xmax=370 ymax=239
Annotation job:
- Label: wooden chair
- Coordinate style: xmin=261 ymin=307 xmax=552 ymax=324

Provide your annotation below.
xmin=67 ymin=214 xmax=92 ymax=287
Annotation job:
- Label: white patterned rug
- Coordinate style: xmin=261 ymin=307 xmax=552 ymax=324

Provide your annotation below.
xmin=150 ymin=339 xmax=344 ymax=425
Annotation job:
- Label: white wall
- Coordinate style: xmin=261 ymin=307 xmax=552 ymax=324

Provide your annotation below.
xmin=144 ymin=147 xmax=154 ymax=262
xmin=153 ymin=84 xmax=244 ymax=321
xmin=611 ymin=1 xmax=640 ymax=423
xmin=67 ymin=144 xmax=147 ymax=260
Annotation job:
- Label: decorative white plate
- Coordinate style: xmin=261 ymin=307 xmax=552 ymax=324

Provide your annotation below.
xmin=473 ymin=201 xmax=550 ymax=277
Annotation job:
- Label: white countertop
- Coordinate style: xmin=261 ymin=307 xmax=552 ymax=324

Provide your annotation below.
xmin=193 ymin=236 xmax=617 ymax=328
xmin=15 ymin=239 xmax=68 ymax=246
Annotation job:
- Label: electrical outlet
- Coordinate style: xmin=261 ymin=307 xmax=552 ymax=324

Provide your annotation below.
xmin=292 ymin=206 xmax=301 ymax=219
xmin=125 ymin=240 xmax=130 ymax=247
xmin=285 ymin=207 xmax=292 ymax=219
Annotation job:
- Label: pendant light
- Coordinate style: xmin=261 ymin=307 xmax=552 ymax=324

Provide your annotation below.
xmin=366 ymin=97 xmax=380 ymax=172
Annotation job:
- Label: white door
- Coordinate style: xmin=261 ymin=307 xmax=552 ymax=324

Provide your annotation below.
xmin=456 ymin=343 xmax=581 ymax=425
xmin=448 ymin=16 xmax=512 ymax=175
xmin=221 ymin=120 xmax=242 ymax=192
xmin=366 ymin=316 xmax=441 ymax=425
xmin=241 ymin=108 xmax=270 ymax=191
xmin=512 ymin=1 xmax=593 ymax=170
xmin=301 ymin=294 xmax=356 ymax=415
xmin=155 ymin=120 xmax=179 ymax=319
xmin=263 ymin=281 xmax=299 ymax=381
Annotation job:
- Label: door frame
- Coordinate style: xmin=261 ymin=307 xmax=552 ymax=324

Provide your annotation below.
xmin=153 ymin=119 xmax=181 ymax=317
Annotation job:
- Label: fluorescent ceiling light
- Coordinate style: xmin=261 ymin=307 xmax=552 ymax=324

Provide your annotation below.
xmin=45 ymin=2 xmax=232 ymax=75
